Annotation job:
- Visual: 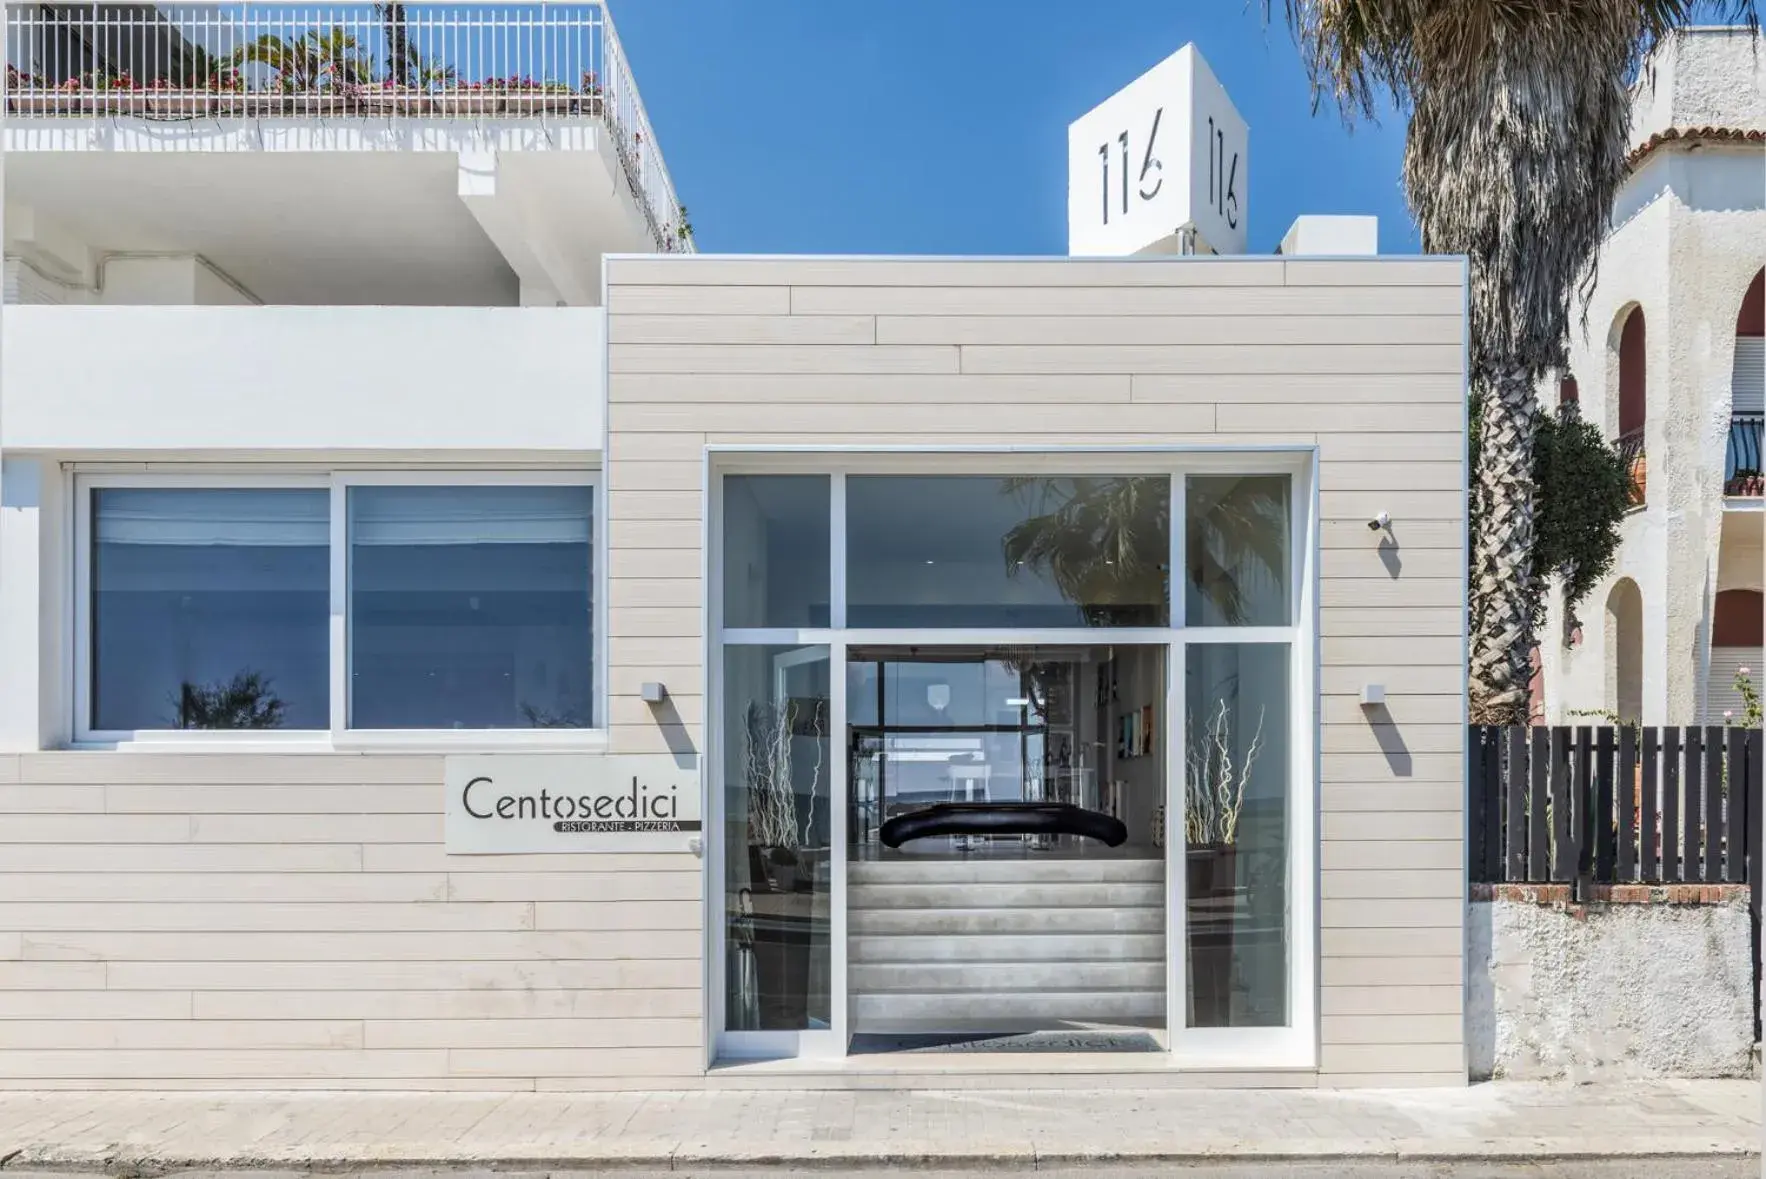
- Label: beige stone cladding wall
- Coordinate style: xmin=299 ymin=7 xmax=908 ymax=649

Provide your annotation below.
xmin=0 ymin=753 xmax=702 ymax=1090
xmin=605 ymin=254 xmax=1470 ymax=1087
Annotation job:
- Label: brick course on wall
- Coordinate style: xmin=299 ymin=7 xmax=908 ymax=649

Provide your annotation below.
xmin=1471 ymin=881 xmax=1749 ymax=905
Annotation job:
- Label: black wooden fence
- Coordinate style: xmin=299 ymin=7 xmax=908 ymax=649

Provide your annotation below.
xmin=1469 ymin=724 xmax=1762 ymax=890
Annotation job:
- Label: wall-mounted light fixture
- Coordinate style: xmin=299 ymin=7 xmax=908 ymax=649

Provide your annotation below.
xmin=640 ymin=682 xmax=669 ymax=704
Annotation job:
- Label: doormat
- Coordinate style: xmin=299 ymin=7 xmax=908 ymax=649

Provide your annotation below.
xmin=849 ymin=1030 xmax=1162 ymax=1054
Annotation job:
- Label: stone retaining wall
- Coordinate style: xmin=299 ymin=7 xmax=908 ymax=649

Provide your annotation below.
xmin=1468 ymin=883 xmax=1756 ymax=1080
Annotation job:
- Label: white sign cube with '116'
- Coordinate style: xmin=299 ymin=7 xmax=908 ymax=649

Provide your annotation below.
xmin=1066 ymin=43 xmax=1248 ymax=257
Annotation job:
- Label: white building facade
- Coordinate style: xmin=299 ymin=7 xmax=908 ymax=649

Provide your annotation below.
xmin=0 ymin=3 xmax=1469 ymax=1090
xmin=1540 ymin=27 xmax=1766 ymax=727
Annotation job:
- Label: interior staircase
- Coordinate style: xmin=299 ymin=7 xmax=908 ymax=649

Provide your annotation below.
xmin=848 ymin=855 xmax=1166 ymax=1033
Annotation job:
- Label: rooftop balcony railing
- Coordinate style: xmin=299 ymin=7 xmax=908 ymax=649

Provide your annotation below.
xmin=2 ymin=2 xmax=691 ymax=252
xmin=1725 ymin=412 xmax=1763 ymax=497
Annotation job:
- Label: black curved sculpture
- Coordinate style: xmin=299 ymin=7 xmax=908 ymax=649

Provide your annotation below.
xmin=879 ymin=802 xmax=1128 ymax=849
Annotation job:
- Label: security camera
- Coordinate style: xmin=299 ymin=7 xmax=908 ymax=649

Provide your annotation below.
xmin=1367 ymin=511 xmax=1391 ymax=532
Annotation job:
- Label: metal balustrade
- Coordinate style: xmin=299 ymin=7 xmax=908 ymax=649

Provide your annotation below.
xmin=1615 ymin=426 xmax=1646 ymax=508
xmin=1726 ymin=413 xmax=1763 ymax=496
xmin=2 ymin=2 xmax=691 ymax=252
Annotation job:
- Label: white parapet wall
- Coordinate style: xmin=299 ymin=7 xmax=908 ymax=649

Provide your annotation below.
xmin=1468 ymin=884 xmax=1756 ymax=1080
xmin=1 ymin=304 xmax=606 ymax=457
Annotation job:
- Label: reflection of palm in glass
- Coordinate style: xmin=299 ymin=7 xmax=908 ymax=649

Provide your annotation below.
xmin=1186 ymin=477 xmax=1289 ymax=626
xmin=1000 ymin=475 xmax=1287 ymax=627
xmin=1000 ymin=476 xmax=1169 ymax=626
xmin=172 ymin=670 xmax=285 ymax=730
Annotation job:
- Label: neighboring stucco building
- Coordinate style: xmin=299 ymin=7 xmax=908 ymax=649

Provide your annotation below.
xmin=1540 ymin=26 xmax=1766 ymax=726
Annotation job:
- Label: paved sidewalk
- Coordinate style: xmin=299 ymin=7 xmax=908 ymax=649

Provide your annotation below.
xmin=0 ymin=1083 xmax=1757 ymax=1169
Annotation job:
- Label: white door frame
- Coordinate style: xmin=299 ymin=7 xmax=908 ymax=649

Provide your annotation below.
xmin=706 ymin=450 xmax=1318 ymax=1070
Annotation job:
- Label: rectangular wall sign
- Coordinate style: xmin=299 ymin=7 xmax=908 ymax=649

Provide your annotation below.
xmin=444 ymin=754 xmax=701 ymax=854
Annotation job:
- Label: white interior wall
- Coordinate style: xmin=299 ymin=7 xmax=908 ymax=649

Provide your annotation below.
xmin=100 ymin=256 xmax=257 ymax=306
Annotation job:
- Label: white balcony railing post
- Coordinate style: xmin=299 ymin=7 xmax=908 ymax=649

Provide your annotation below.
xmin=1 ymin=0 xmax=689 ymax=252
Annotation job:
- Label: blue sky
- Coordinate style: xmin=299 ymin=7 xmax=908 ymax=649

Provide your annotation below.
xmin=612 ymin=1 xmax=1419 ymax=256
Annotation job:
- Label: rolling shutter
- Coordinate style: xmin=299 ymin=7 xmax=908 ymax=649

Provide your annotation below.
xmin=1705 ymin=645 xmax=1763 ymax=724
xmin=1734 ymin=337 xmax=1765 ymax=415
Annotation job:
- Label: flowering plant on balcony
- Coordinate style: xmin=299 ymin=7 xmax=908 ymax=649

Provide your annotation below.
xmin=204 ymin=68 xmax=246 ymax=93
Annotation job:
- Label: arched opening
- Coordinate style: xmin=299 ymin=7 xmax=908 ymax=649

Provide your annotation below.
xmin=1707 ymin=588 xmax=1764 ymax=723
xmin=1558 ymin=373 xmax=1579 ymax=409
xmin=1605 ymin=578 xmax=1643 ymax=723
xmin=1611 ymin=306 xmax=1647 ymax=506
xmin=1728 ymin=270 xmax=1764 ymax=495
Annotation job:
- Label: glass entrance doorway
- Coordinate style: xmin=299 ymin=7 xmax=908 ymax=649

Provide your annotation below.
xmin=712 ymin=461 xmax=1313 ymax=1065
xmin=847 ymin=645 xmax=1168 ymax=1049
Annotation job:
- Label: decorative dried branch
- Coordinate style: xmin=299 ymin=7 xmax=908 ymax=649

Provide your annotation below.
xmin=1184 ymin=699 xmax=1266 ymax=846
xmin=742 ymin=697 xmax=823 ymax=851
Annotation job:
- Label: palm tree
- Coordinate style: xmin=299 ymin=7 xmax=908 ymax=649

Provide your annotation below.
xmin=231 ymin=26 xmax=376 ymax=92
xmin=378 ymin=3 xmax=411 ymax=87
xmin=1275 ymin=1 xmax=1755 ymax=723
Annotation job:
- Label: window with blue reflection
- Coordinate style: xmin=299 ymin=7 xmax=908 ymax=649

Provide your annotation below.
xmin=91 ymin=488 xmax=329 ymax=731
xmin=348 ymin=485 xmax=594 ymax=730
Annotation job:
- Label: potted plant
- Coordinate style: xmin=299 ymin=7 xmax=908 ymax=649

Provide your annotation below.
xmin=581 ymin=69 xmax=603 ymax=116
xmin=1184 ymin=695 xmax=1264 ymax=1026
xmin=744 ymin=696 xmax=823 ymax=886
xmin=742 ymin=694 xmax=824 ymax=1025
xmin=447 ymin=77 xmax=504 ymax=117
xmin=50 ymin=74 xmax=93 ymax=116
xmin=86 ymin=70 xmax=144 ymax=115
xmin=145 ymin=76 xmax=204 ymax=118
xmin=357 ymin=77 xmax=418 ymax=116
xmin=7 ymin=66 xmax=50 ymax=115
xmin=208 ymin=68 xmax=246 ymax=118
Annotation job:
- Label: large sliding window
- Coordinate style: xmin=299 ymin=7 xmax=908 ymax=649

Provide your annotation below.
xmin=713 ymin=455 xmax=1315 ymax=1068
xmin=76 ymin=473 xmax=597 ymax=742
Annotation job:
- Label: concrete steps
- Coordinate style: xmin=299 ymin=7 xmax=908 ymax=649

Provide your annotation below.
xmin=849 ymin=856 xmax=1166 ymax=1033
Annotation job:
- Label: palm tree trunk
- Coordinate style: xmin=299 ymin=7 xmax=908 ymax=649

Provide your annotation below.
xmin=378 ymin=3 xmax=409 ymax=86
xmin=1468 ymin=360 xmax=1539 ymax=724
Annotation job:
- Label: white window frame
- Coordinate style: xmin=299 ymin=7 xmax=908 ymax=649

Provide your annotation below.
xmin=71 ymin=468 xmax=605 ymax=751
xmin=704 ymin=446 xmax=1318 ymax=1073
